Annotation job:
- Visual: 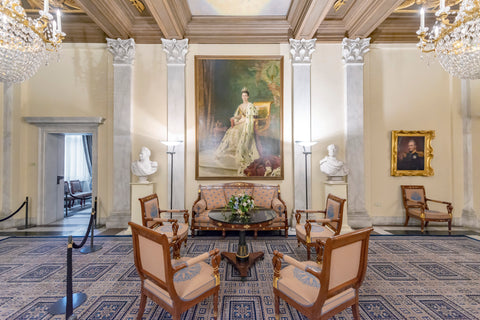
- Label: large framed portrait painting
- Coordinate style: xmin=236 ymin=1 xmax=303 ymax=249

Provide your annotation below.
xmin=195 ymin=56 xmax=283 ymax=180
xmin=391 ymin=130 xmax=435 ymax=176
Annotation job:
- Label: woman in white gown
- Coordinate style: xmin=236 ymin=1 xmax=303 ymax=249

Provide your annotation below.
xmin=215 ymin=88 xmax=260 ymax=174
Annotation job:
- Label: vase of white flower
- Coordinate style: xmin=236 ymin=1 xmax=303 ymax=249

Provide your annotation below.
xmin=226 ymin=193 xmax=255 ymax=223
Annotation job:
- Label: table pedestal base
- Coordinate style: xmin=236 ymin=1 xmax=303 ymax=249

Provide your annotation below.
xmin=221 ymin=251 xmax=264 ymax=278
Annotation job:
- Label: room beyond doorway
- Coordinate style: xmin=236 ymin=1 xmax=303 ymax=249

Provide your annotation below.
xmin=64 ymin=134 xmax=93 ymax=220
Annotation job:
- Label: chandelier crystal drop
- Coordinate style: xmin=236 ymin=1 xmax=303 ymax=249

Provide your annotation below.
xmin=417 ymin=0 xmax=480 ymax=79
xmin=0 ymin=0 xmax=65 ymax=83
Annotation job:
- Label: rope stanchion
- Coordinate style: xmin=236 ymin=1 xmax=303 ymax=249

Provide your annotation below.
xmin=80 ymin=203 xmax=102 ymax=254
xmin=48 ymin=236 xmax=87 ymax=318
xmin=0 ymin=197 xmax=33 ymax=229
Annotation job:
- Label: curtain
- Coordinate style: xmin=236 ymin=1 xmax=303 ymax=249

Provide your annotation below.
xmin=82 ymin=135 xmax=93 ymax=175
xmin=65 ymin=135 xmax=91 ymax=191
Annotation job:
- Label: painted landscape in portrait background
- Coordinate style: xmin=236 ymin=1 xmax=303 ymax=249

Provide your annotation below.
xmin=195 ymin=56 xmax=283 ymax=180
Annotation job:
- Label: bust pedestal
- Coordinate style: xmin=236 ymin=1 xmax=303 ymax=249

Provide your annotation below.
xmin=126 ymin=182 xmax=155 ymax=234
xmin=324 ymin=181 xmax=352 ymax=234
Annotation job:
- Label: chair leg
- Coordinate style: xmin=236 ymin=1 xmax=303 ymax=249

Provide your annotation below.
xmin=448 ymin=220 xmax=452 ymax=234
xmin=425 ymin=221 xmax=429 ymax=228
xmin=352 ymin=302 xmax=361 ymax=320
xmin=404 ymin=215 xmax=410 ymax=226
xmin=274 ymin=294 xmax=280 ymax=319
xmin=213 ymin=292 xmax=219 ymax=320
xmin=137 ymin=292 xmax=147 ymax=320
xmin=222 ymin=230 xmax=226 ymax=238
xmin=254 ymin=230 xmax=258 ymax=239
xmin=421 ymin=221 xmax=425 ymax=233
xmin=307 ymin=246 xmax=311 ymax=260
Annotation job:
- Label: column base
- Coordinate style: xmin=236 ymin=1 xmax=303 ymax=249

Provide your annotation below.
xmin=347 ymin=210 xmax=372 ymax=228
xmin=106 ymin=211 xmax=131 ymax=229
xmin=462 ymin=208 xmax=478 ymax=229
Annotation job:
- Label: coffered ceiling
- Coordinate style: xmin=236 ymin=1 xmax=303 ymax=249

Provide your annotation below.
xmin=21 ymin=0 xmax=459 ymax=44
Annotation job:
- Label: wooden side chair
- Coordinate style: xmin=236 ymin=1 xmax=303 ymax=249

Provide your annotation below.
xmin=401 ymin=185 xmax=453 ymax=233
xmin=295 ymin=194 xmax=346 ymax=260
xmin=139 ymin=194 xmax=189 ymax=259
xmin=69 ymin=179 xmax=92 ymax=208
xmin=129 ymin=222 xmax=221 ymax=320
xmin=272 ymin=227 xmax=373 ymax=320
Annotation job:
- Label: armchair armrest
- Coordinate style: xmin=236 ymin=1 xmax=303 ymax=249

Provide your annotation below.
xmin=272 ymin=198 xmax=285 ymax=214
xmin=307 ymin=218 xmax=339 ymax=224
xmin=295 ymin=209 xmax=326 ymax=224
xmin=193 ymin=199 xmax=207 ymax=215
xmin=173 ymin=249 xmax=221 ymax=284
xmin=426 ymin=198 xmax=453 ymax=212
xmin=160 ymin=209 xmax=190 ymax=224
xmin=272 ymin=250 xmax=321 ymax=275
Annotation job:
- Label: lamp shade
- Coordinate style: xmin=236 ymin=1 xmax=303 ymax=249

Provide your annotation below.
xmin=160 ymin=140 xmax=183 ymax=147
xmin=295 ymin=141 xmax=318 ymax=147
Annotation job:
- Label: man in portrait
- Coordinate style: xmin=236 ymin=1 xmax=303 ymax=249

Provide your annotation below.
xmin=397 ymin=138 xmax=424 ymax=170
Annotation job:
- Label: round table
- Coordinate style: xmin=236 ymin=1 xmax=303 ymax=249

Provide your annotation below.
xmin=209 ymin=209 xmax=276 ymax=278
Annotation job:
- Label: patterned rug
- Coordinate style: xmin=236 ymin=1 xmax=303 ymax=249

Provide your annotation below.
xmin=1 ymin=235 xmax=480 ymax=320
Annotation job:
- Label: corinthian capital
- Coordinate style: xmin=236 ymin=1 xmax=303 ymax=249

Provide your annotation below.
xmin=106 ymin=38 xmax=136 ymax=64
xmin=289 ymin=38 xmax=316 ymax=64
xmin=342 ymin=38 xmax=370 ymax=64
xmin=161 ymin=38 xmax=189 ymax=65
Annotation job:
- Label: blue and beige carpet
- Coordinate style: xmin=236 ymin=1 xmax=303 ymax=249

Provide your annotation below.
xmin=0 ymin=235 xmax=479 ymax=319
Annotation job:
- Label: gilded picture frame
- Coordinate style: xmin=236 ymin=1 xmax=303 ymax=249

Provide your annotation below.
xmin=195 ymin=56 xmax=284 ymax=180
xmin=391 ymin=130 xmax=435 ymax=176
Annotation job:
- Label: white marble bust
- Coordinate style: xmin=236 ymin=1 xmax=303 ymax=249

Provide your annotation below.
xmin=319 ymin=144 xmax=349 ymax=178
xmin=131 ymin=146 xmax=158 ymax=183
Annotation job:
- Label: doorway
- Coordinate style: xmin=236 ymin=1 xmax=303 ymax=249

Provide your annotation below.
xmin=24 ymin=117 xmax=104 ymax=227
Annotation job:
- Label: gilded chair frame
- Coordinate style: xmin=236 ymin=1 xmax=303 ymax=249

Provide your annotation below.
xmin=295 ymin=194 xmax=346 ymax=260
xmin=272 ymin=227 xmax=373 ymax=320
xmin=401 ymin=185 xmax=453 ymax=233
xmin=129 ymin=222 xmax=221 ymax=320
xmin=139 ymin=193 xmax=190 ymax=258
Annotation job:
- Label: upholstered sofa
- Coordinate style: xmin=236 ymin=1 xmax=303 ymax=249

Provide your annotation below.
xmin=191 ymin=182 xmax=288 ymax=238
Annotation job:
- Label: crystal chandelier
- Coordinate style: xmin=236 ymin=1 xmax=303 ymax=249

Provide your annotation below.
xmin=417 ymin=0 xmax=480 ymax=79
xmin=0 ymin=0 xmax=65 ymax=83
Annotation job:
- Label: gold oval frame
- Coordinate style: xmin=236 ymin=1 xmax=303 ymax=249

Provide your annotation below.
xmin=391 ymin=130 xmax=435 ymax=176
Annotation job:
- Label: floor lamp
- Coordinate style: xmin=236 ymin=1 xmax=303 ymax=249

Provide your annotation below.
xmin=295 ymin=140 xmax=318 ymax=219
xmin=160 ymin=140 xmax=183 ymax=219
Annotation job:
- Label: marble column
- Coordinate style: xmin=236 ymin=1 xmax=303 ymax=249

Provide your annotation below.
xmin=2 ymin=83 xmax=13 ymax=223
xmin=161 ymin=39 xmax=188 ymax=212
xmin=342 ymin=38 xmax=372 ymax=228
xmin=461 ymin=80 xmax=477 ymax=227
xmin=290 ymin=39 xmax=316 ymax=212
xmin=106 ymin=38 xmax=135 ymax=228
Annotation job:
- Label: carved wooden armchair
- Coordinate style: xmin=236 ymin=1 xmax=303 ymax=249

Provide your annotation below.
xmin=272 ymin=227 xmax=373 ymax=320
xmin=295 ymin=194 xmax=346 ymax=260
xmin=129 ymin=222 xmax=221 ymax=320
xmin=139 ymin=193 xmax=190 ymax=258
xmin=401 ymin=185 xmax=453 ymax=233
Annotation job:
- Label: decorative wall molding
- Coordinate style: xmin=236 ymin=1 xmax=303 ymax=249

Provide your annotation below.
xmin=107 ymin=38 xmax=136 ymax=64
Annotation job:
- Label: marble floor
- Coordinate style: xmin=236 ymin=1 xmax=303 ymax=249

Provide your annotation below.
xmin=1 ymin=205 xmax=479 ymax=239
